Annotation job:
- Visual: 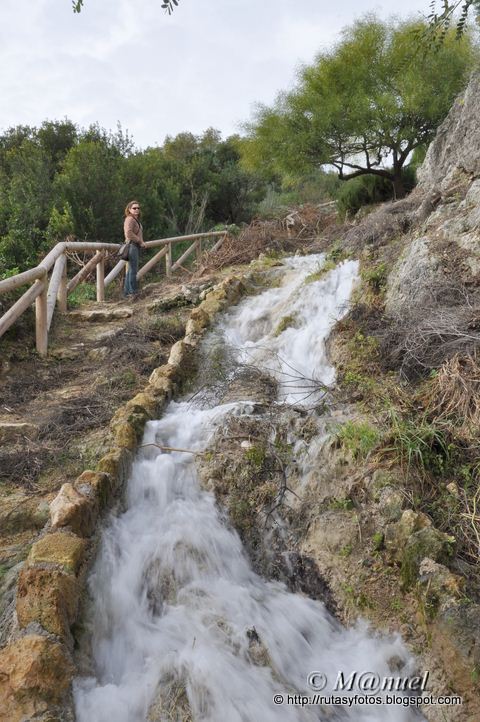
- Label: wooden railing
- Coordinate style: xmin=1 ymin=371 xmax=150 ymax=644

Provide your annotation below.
xmin=0 ymin=231 xmax=227 ymax=356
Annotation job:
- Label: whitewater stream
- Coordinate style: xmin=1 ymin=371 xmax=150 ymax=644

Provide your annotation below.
xmin=74 ymin=255 xmax=421 ymax=722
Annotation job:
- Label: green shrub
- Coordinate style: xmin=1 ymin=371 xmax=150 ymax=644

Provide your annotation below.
xmin=68 ymin=282 xmax=96 ymax=308
xmin=361 ymin=262 xmax=388 ymax=294
xmin=336 ymin=166 xmax=416 ymax=218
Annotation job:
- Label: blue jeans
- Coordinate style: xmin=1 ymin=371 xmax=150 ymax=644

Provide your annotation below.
xmin=124 ymin=243 xmax=139 ymax=295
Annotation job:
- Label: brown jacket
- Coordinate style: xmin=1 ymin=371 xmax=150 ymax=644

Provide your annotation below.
xmin=124 ymin=216 xmax=144 ymax=245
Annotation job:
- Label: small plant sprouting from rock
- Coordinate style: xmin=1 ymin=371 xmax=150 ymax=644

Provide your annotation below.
xmin=304 ymin=259 xmax=336 ymax=284
xmin=244 ymin=444 xmax=267 ymax=470
xmin=372 ymin=531 xmax=384 ymax=551
xmin=361 ymin=262 xmax=388 ymax=294
xmin=274 ymin=315 xmax=297 ymax=336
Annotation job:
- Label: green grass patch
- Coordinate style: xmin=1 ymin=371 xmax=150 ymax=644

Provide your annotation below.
xmin=244 ymin=444 xmax=267 ymax=469
xmin=383 ymin=411 xmax=452 ymax=475
xmin=336 ymin=420 xmax=380 ymax=460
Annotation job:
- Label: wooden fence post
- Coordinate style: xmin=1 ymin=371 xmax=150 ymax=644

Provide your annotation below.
xmin=196 ymin=238 xmax=202 ymax=266
xmin=58 ymin=255 xmax=68 ymax=313
xmin=96 ymin=252 xmax=105 ymax=302
xmin=35 ymin=281 xmax=48 ymax=356
xmin=166 ymin=242 xmax=172 ymax=277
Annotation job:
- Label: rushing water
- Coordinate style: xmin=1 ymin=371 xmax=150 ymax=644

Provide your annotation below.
xmin=74 ymin=255 xmax=420 ymax=722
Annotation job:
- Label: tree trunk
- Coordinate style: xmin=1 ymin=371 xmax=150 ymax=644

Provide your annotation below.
xmin=392 ymin=170 xmax=405 ymax=200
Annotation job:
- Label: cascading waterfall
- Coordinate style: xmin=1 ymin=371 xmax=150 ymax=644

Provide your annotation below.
xmin=74 ymin=255 xmax=421 ymax=722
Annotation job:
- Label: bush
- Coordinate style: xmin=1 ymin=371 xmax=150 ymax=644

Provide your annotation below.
xmin=68 ymin=282 xmax=96 ymax=308
xmin=336 ymin=166 xmax=416 ymax=218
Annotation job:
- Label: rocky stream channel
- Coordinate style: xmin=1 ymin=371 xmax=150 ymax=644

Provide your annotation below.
xmin=71 ymin=255 xmax=434 ymax=722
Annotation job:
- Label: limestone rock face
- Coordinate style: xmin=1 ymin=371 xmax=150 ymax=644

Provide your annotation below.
xmin=377 ymin=485 xmax=404 ymax=522
xmin=167 ymin=339 xmax=197 ymax=381
xmin=418 ymin=558 xmax=465 ymax=600
xmin=385 ymin=236 xmax=440 ymax=315
xmin=69 ymin=307 xmax=133 ymax=322
xmin=75 ymin=470 xmax=112 ymax=509
xmin=0 ymin=634 xmax=74 ymax=722
xmin=97 ymin=446 xmax=132 ymax=487
xmin=185 ymin=307 xmax=210 ymax=336
xmin=385 ymin=72 xmax=480 ymax=320
xmin=149 ymin=364 xmax=176 ymax=393
xmin=431 ymin=601 xmax=480 ymax=698
xmin=418 ymin=72 xmax=480 ymax=193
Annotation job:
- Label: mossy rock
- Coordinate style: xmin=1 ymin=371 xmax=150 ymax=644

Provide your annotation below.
xmin=27 ymin=532 xmax=87 ymax=575
xmin=75 ymin=470 xmax=112 ymax=509
xmin=400 ymin=527 xmax=456 ymax=589
xmin=16 ymin=566 xmax=80 ymax=643
xmin=97 ymin=447 xmax=132 ymax=490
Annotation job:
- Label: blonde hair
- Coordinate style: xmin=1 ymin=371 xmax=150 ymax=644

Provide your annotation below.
xmin=124 ymin=200 xmax=141 ymax=217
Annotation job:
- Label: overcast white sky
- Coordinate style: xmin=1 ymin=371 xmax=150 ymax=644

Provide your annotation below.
xmin=1 ymin=0 xmax=430 ymax=150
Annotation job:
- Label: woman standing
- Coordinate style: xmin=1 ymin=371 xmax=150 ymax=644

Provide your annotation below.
xmin=123 ymin=200 xmax=147 ymax=296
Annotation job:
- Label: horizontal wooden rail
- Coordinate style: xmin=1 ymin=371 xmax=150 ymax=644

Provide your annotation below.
xmin=0 ymin=279 xmax=46 ymax=338
xmin=0 ymin=231 xmax=227 ymax=356
xmin=0 ymin=267 xmax=46 ymax=294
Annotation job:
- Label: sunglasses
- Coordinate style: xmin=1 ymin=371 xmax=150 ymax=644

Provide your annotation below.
xmin=131 ymin=206 xmax=140 ymax=210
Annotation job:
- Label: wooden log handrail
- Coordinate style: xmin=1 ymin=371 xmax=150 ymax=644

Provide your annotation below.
xmin=0 ymin=279 xmax=47 ymax=338
xmin=0 ymin=231 xmax=227 ymax=356
xmin=0 ymin=266 xmax=46 ymax=294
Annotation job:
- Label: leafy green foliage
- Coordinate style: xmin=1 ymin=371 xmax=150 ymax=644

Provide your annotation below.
xmin=68 ymin=282 xmax=96 ymax=308
xmin=244 ymin=16 xmax=475 ymax=198
xmin=72 ymin=0 xmax=180 ymax=13
xmin=427 ymin=1 xmax=480 ymax=40
xmin=336 ymin=167 xmax=416 ymax=217
xmin=0 ymin=123 xmax=266 ymax=273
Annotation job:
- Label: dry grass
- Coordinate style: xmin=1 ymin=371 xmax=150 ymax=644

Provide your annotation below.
xmin=202 ymin=205 xmax=337 ymax=270
xmin=342 ymin=197 xmax=418 ymax=251
xmin=420 ymin=353 xmax=480 ymax=437
xmin=378 ymin=281 xmax=480 ymax=379
xmin=0 ymin=448 xmax=56 ymax=490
